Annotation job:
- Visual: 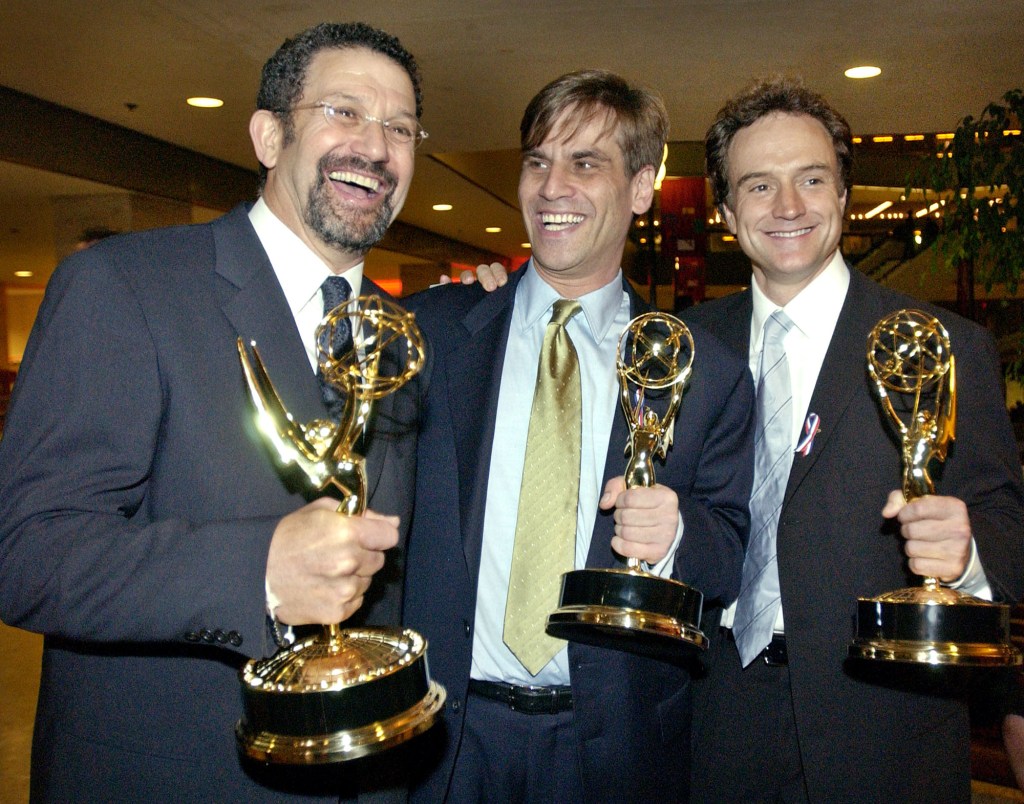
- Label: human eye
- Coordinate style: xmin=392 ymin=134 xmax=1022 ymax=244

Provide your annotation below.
xmin=385 ymin=120 xmax=416 ymax=142
xmin=324 ymin=104 xmax=361 ymax=125
xmin=523 ymin=155 xmax=548 ymax=172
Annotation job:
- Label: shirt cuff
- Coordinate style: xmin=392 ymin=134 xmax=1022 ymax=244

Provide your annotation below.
xmin=266 ymin=578 xmax=295 ymax=644
xmin=647 ymin=512 xmax=685 ymax=577
xmin=944 ymin=538 xmax=992 ymax=600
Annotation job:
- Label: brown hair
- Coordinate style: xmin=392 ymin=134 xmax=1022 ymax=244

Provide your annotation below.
xmin=520 ymin=69 xmax=668 ymax=177
xmin=706 ymin=75 xmax=853 ymax=209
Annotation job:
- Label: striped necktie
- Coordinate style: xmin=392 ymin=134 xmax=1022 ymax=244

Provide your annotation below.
xmin=733 ymin=309 xmax=795 ymax=667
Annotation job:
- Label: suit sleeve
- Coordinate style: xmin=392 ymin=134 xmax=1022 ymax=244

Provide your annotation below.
xmin=946 ymin=323 xmax=1024 ymax=603
xmin=0 ymin=250 xmax=273 ymax=656
xmin=671 ymin=343 xmax=755 ymax=605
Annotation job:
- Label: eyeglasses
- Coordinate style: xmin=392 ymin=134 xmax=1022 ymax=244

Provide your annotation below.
xmin=289 ymin=101 xmax=429 ymax=149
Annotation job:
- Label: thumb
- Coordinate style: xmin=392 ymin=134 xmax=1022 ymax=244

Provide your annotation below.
xmin=600 ymin=476 xmax=627 ymax=510
xmin=881 ymin=489 xmax=906 ymax=519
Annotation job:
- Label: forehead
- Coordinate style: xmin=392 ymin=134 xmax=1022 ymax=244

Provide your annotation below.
xmin=727 ymin=112 xmax=837 ymax=176
xmin=537 ymin=106 xmax=623 ymax=156
xmin=301 ymin=46 xmax=416 ymax=112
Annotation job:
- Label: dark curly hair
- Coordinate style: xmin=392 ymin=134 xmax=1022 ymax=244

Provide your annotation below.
xmin=520 ymin=69 xmax=668 ymax=178
xmin=705 ymin=75 xmax=852 ymax=210
xmin=255 ymin=22 xmax=422 ymax=184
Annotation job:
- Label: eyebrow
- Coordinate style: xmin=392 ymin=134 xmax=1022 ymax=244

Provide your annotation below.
xmin=736 ymin=162 xmax=833 ymax=186
xmin=321 ymin=90 xmax=416 ymax=120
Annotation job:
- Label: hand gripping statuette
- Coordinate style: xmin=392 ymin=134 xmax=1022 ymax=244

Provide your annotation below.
xmin=849 ymin=309 xmax=1020 ymax=668
xmin=234 ymin=295 xmax=445 ymax=764
xmin=547 ymin=312 xmax=707 ymax=660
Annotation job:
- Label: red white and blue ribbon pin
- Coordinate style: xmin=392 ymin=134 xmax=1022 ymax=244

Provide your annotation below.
xmin=795 ymin=413 xmax=820 ymax=456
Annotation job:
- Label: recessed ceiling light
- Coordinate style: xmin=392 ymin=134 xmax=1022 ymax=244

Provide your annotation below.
xmin=485 ymin=227 xmax=501 ymax=233
xmin=521 ymin=243 xmax=531 ymax=249
xmin=432 ymin=203 xmax=453 ymax=211
xmin=14 ymin=270 xmax=33 ymax=277
xmin=187 ymin=97 xmax=224 ymax=108
xmin=844 ymin=66 xmax=881 ymax=79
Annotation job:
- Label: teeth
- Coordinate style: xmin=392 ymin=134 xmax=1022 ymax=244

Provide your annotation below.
xmin=541 ymin=213 xmax=584 ymax=230
xmin=770 ymin=227 xmax=812 ymax=238
xmin=327 ymin=170 xmax=381 ymax=192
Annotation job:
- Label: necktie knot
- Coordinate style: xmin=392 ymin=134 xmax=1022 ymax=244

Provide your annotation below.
xmin=763 ymin=309 xmax=793 ymax=346
xmin=321 ymin=275 xmax=351 ymax=317
xmin=550 ymin=299 xmax=581 ymax=329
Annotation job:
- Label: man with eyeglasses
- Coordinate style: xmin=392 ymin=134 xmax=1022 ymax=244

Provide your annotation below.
xmin=0 ymin=22 xmax=427 ymax=802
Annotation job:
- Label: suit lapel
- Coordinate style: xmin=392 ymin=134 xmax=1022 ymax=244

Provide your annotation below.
xmin=214 ymin=206 xmax=324 ymax=426
xmin=783 ymin=269 xmax=883 ymax=504
xmin=448 ymin=277 xmax=519 ymax=577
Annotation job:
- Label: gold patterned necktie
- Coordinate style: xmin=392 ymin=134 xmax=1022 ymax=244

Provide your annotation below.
xmin=503 ymin=299 xmax=583 ymax=675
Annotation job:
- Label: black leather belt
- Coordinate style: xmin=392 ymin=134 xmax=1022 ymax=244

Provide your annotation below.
xmin=724 ymin=628 xmax=788 ymax=666
xmin=468 ymin=679 xmax=573 ymax=714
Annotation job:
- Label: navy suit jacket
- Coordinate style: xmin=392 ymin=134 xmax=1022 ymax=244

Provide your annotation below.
xmin=0 ymin=205 xmax=418 ymax=802
xmin=403 ymin=267 xmax=754 ymax=802
xmin=685 ymin=267 xmax=1024 ymax=803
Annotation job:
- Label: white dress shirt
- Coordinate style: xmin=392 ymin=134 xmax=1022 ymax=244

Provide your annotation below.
xmin=248 ymin=197 xmax=364 ymax=370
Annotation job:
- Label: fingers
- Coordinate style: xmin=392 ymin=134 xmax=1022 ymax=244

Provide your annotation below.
xmin=888 ymin=494 xmax=972 ymax=582
xmin=267 ymin=502 xmax=400 ymax=625
xmin=474 ymin=262 xmax=509 ymax=291
xmin=605 ymin=481 xmax=679 ymax=564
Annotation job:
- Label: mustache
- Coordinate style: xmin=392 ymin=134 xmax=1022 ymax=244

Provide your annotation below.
xmin=317 ymin=154 xmax=396 ymax=192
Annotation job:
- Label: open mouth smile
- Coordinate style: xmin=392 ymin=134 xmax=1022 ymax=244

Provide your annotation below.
xmin=541 ymin=212 xmax=585 ymax=231
xmin=768 ymin=227 xmax=813 ymax=239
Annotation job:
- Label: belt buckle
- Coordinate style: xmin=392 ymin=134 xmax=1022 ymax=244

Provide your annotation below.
xmin=510 ymin=685 xmax=555 ymax=715
xmin=763 ymin=634 xmax=787 ymax=666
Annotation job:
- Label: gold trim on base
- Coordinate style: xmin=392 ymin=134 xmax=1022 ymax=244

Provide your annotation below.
xmin=236 ymin=680 xmax=446 ymax=764
xmin=547 ymin=604 xmax=707 ymax=650
xmin=849 ymin=638 xmax=1022 ymax=667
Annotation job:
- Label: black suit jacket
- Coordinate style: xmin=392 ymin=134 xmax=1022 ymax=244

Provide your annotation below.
xmin=0 ymin=205 xmax=418 ymax=802
xmin=402 ymin=267 xmax=754 ymax=802
xmin=685 ymin=267 xmax=1024 ymax=803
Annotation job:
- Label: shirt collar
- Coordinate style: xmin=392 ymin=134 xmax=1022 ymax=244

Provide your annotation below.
xmin=750 ymin=249 xmax=849 ymax=348
xmin=248 ymin=197 xmax=364 ymax=316
xmin=516 ymin=259 xmax=627 ymax=345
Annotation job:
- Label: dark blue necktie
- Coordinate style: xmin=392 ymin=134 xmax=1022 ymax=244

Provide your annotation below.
xmin=317 ymin=275 xmax=352 ymax=418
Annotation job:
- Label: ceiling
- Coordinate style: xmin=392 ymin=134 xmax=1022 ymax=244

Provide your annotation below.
xmin=1 ymin=0 xmax=1022 ymax=287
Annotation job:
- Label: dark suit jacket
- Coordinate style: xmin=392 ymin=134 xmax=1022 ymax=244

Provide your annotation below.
xmin=685 ymin=267 xmax=1024 ymax=803
xmin=402 ymin=267 xmax=754 ymax=802
xmin=0 ymin=205 xmax=418 ymax=802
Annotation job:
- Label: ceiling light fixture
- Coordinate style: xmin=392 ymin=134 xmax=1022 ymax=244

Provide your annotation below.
xmin=521 ymin=243 xmax=531 ymax=249
xmin=14 ymin=270 xmax=33 ymax=277
xmin=432 ymin=203 xmax=453 ymax=211
xmin=485 ymin=227 xmax=501 ymax=233
xmin=864 ymin=201 xmax=893 ymax=219
xmin=187 ymin=97 xmax=224 ymax=108
xmin=844 ymin=66 xmax=881 ymax=79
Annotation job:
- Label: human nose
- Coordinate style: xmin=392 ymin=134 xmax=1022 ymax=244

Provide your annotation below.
xmin=538 ymin=162 xmax=572 ymax=200
xmin=350 ymin=115 xmax=390 ymax=161
xmin=773 ymin=182 xmax=805 ymax=219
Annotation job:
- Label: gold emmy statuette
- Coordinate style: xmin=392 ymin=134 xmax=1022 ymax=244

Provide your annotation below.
xmin=546 ymin=312 xmax=707 ymax=660
xmin=849 ymin=309 xmax=1020 ymax=667
xmin=234 ymin=295 xmax=445 ymax=764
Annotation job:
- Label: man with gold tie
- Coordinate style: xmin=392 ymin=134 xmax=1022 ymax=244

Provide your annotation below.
xmin=402 ymin=69 xmax=755 ymax=802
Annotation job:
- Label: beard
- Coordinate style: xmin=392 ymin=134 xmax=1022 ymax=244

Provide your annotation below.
xmin=304 ymin=155 xmax=396 ymax=253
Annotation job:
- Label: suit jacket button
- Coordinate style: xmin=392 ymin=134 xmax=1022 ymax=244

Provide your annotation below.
xmin=184 ymin=631 xmax=200 ymax=642
xmin=214 ymin=630 xmax=228 ymax=644
xmin=451 ymin=698 xmax=461 ymax=713
xmin=463 ymin=620 xmax=471 ymax=637
xmin=229 ymin=631 xmax=243 ymax=647
xmin=199 ymin=629 xmax=214 ymax=642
